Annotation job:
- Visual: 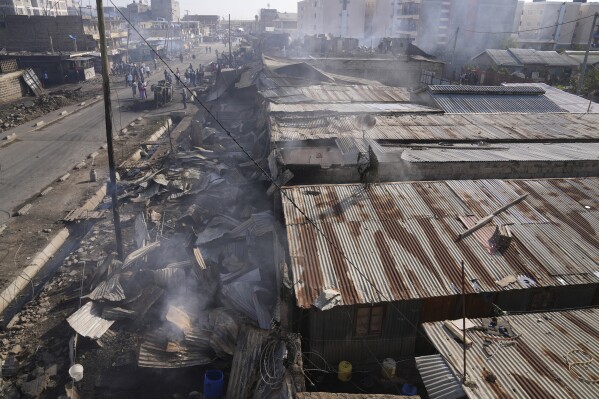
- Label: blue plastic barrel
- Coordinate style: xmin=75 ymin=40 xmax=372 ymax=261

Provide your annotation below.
xmin=204 ymin=369 xmax=224 ymax=399
xmin=401 ymin=383 xmax=418 ymax=396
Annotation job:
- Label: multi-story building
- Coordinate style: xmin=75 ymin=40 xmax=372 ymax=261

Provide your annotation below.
xmin=370 ymin=0 xmax=420 ymax=41
xmin=297 ymin=0 xmax=366 ymax=39
xmin=151 ymin=0 xmax=179 ymax=22
xmin=259 ymin=8 xmax=298 ymax=37
xmin=0 ymin=0 xmax=68 ymax=16
xmin=417 ymin=0 xmax=518 ymax=53
xmin=516 ymin=0 xmax=599 ymax=50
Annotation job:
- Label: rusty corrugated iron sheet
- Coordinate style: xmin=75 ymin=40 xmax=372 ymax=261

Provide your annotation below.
xmin=422 ymin=308 xmax=599 ymax=399
xmin=259 ymin=84 xmax=410 ymax=104
xmin=282 ymin=178 xmax=599 ymax=308
xmin=268 ymin=102 xmax=440 ymax=114
xmin=270 ymin=113 xmax=599 ymax=143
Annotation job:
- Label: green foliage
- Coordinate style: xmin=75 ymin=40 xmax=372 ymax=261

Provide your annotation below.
xmin=571 ymin=66 xmax=599 ymax=95
xmin=501 ymin=36 xmax=518 ymax=50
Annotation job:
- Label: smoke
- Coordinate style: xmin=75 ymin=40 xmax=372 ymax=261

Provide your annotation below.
xmin=415 ymin=0 xmax=519 ymax=74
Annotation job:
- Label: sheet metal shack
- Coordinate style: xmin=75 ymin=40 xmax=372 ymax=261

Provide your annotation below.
xmin=280 ymin=178 xmax=599 ymax=364
xmin=419 ymin=308 xmax=599 ymax=399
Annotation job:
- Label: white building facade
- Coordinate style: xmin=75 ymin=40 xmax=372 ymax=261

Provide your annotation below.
xmin=297 ymin=0 xmax=367 ymax=39
xmin=0 ymin=0 xmax=68 ymax=16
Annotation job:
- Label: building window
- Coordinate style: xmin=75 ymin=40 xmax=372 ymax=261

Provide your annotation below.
xmin=354 ymin=305 xmax=385 ymax=337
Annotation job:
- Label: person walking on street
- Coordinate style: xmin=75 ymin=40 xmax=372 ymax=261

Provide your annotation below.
xmin=164 ymin=69 xmax=168 ymax=81
xmin=146 ymin=65 xmax=151 ymax=78
xmin=182 ymin=88 xmax=187 ymax=109
xmin=132 ymin=80 xmax=137 ymax=96
xmin=127 ymin=73 xmax=133 ymax=87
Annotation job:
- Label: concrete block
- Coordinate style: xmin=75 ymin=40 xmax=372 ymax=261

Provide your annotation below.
xmin=136 ymin=117 xmax=143 ymax=121
xmin=60 ymin=110 xmax=68 ymax=116
xmin=79 ymin=102 xmax=86 ymax=106
xmin=120 ymin=128 xmax=128 ymax=134
xmin=40 ymin=187 xmax=53 ymax=196
xmin=95 ymin=95 xmax=101 ymax=99
xmin=0 ymin=224 xmax=6 ymax=235
xmin=74 ymin=161 xmax=86 ymax=170
xmin=17 ymin=203 xmax=32 ymax=216
xmin=100 ymin=143 xmax=108 ymax=149
xmin=58 ymin=173 xmax=71 ymax=182
xmin=3 ymin=133 xmax=17 ymax=141
xmin=129 ymin=122 xmax=136 ymax=127
xmin=88 ymin=151 xmax=99 ymax=159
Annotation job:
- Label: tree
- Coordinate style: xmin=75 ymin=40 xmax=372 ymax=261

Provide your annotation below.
xmin=571 ymin=65 xmax=599 ymax=97
xmin=501 ymin=36 xmax=518 ymax=50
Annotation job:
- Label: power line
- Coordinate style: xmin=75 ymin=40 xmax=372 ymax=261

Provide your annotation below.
xmin=464 ymin=13 xmax=595 ymax=35
xmin=107 ymin=1 xmax=467 ymax=370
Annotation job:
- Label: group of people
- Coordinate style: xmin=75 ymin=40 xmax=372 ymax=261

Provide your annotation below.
xmin=131 ymin=79 xmax=148 ymax=100
xmin=183 ymin=64 xmax=205 ymax=87
xmin=112 ymin=61 xmax=154 ymax=78
xmin=205 ymin=46 xmax=213 ymax=54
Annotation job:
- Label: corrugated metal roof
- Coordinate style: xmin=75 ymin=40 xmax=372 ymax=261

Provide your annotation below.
xmin=296 ymin=394 xmax=417 ymax=399
xmin=259 ymin=84 xmax=410 ymax=104
xmin=415 ymin=355 xmax=465 ymax=399
xmin=564 ymin=50 xmax=599 ymax=66
xmin=422 ymin=309 xmax=599 ymax=399
xmin=270 ymin=113 xmax=599 ymax=143
xmin=268 ymin=102 xmax=440 ymax=114
xmin=503 ymin=83 xmax=599 ymax=113
xmin=400 ymin=142 xmax=599 ymax=163
xmin=281 ymin=178 xmax=599 ymax=308
xmin=478 ymin=49 xmax=523 ymax=67
xmin=66 ymin=302 xmax=115 ymax=339
xmin=428 ymin=85 xmax=544 ymax=94
xmin=508 ymin=48 xmax=579 ymax=67
xmin=430 ymin=94 xmax=564 ymax=113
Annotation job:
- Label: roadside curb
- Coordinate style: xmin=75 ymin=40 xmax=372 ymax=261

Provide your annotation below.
xmin=0 ymin=184 xmax=107 ymax=318
xmin=32 ymin=96 xmax=103 ymax=132
xmin=0 ymin=228 xmax=69 ymax=316
xmin=0 ymin=115 xmax=175 ymax=318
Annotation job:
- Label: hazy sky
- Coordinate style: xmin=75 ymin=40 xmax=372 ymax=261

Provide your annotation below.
xmin=107 ymin=0 xmax=599 ymax=20
xmin=108 ymin=0 xmax=300 ymax=19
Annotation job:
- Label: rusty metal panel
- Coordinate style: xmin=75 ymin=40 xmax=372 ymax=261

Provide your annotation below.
xmin=271 ymin=112 xmax=599 ymax=144
xmin=282 ymin=178 xmax=599 ymax=308
xmin=423 ymin=309 xmax=599 ymax=399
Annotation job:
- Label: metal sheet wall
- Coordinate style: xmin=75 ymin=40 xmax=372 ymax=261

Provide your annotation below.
xmin=308 ymin=300 xmax=421 ymax=365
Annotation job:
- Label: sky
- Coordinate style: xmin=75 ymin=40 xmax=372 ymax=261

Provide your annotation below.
xmin=109 ymin=0 xmax=300 ymax=19
xmin=107 ymin=0 xmax=599 ymax=20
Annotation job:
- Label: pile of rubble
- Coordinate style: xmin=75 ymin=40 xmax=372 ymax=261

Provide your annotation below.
xmin=0 ymin=88 xmax=91 ymax=132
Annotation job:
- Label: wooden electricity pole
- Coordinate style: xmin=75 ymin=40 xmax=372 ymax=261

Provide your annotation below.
xmin=577 ymin=12 xmax=599 ymax=96
xmin=95 ymin=0 xmax=124 ymax=260
xmin=228 ymin=14 xmax=232 ymax=63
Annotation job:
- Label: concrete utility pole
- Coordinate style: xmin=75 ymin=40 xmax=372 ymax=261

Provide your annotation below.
xmin=95 ymin=0 xmax=124 ymax=260
xmin=228 ymin=13 xmax=232 ymax=62
xmin=577 ymin=12 xmax=599 ymax=96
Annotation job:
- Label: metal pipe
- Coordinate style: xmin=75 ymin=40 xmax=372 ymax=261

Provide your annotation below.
xmin=95 ymin=0 xmax=124 ymax=259
xmin=457 ymin=194 xmax=528 ymax=241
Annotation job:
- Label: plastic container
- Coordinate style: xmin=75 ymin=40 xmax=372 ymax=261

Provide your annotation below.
xmin=68 ymin=364 xmax=84 ymax=382
xmin=382 ymin=358 xmax=396 ymax=379
xmin=337 ymin=361 xmax=352 ymax=382
xmin=204 ymin=369 xmax=224 ymax=399
xmin=401 ymin=383 xmax=418 ymax=396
